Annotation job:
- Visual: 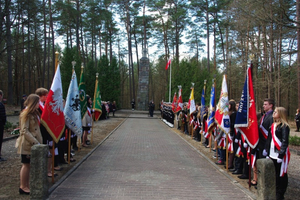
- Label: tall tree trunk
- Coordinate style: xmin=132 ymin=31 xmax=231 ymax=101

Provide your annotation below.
xmin=297 ymin=0 xmax=300 ymax=108
xmin=206 ymin=0 xmax=210 ymax=72
xmin=43 ymin=0 xmax=46 ymax=87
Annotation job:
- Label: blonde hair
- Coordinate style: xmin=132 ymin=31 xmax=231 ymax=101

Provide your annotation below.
xmin=274 ymin=107 xmax=289 ymax=127
xmin=20 ymin=94 xmax=40 ymax=123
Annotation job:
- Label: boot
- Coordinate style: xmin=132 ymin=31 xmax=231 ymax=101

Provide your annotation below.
xmin=228 ymin=153 xmax=235 ymax=169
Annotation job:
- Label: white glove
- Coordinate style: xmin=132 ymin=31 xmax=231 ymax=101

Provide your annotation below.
xmin=234 ymin=139 xmax=238 ymax=143
xmin=243 ymin=143 xmax=248 ymax=148
xmin=262 ymin=149 xmax=268 ymax=157
xmin=277 ymin=158 xmax=283 ymax=163
xmin=266 ymin=156 xmax=269 ymax=159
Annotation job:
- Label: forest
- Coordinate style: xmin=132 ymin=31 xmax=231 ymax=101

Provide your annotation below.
xmin=0 ymin=0 xmax=299 ymax=117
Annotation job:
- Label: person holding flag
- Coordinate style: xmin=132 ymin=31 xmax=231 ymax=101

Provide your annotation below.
xmin=207 ymin=79 xmax=216 ymax=149
xmin=82 ymin=95 xmax=93 ymax=147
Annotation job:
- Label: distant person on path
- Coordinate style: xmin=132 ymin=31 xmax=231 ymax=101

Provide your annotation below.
xmin=21 ymin=94 xmax=27 ymax=111
xmin=0 ymin=90 xmax=7 ymax=162
xmin=294 ymin=109 xmax=300 ymax=132
xmin=149 ymin=101 xmax=155 ymax=117
xmin=16 ymin=94 xmax=43 ymax=195
xmin=112 ymin=101 xmax=116 ymax=117
xmin=131 ymin=99 xmax=135 ymax=110
xmin=265 ymin=107 xmax=290 ymax=200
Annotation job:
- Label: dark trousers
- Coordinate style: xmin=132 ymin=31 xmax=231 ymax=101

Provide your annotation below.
xmin=0 ymin=124 xmax=3 ymax=155
xmin=296 ymin=121 xmax=300 ymax=131
xmin=272 ymin=159 xmax=288 ymax=200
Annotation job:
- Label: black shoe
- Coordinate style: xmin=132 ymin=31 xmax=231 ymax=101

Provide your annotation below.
xmin=229 ymin=168 xmax=236 ymax=172
xmin=238 ymin=174 xmax=249 ymax=179
xmin=224 ymin=166 xmax=234 ymax=170
xmin=0 ymin=157 xmax=7 ymax=161
xmin=232 ymin=170 xmax=243 ymax=175
xmin=19 ymin=188 xmax=30 ymax=195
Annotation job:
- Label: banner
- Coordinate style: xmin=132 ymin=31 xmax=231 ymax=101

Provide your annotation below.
xmin=64 ymin=71 xmax=82 ymax=136
xmin=79 ymin=66 xmax=87 ymax=119
xmin=235 ymin=64 xmax=259 ymax=149
xmin=207 ymin=79 xmax=216 ymax=131
xmin=93 ymin=75 xmax=102 ymax=121
xmin=41 ymin=64 xmax=65 ymax=143
xmin=215 ymin=75 xmax=230 ymax=134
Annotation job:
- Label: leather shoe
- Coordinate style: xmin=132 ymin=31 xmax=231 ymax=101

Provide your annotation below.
xmin=19 ymin=188 xmax=30 ymax=195
xmin=238 ymin=174 xmax=249 ymax=179
xmin=232 ymin=170 xmax=243 ymax=175
xmin=229 ymin=168 xmax=236 ymax=172
xmin=224 ymin=166 xmax=234 ymax=170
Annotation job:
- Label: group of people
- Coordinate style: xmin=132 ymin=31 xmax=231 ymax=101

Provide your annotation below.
xmin=13 ymin=87 xmax=102 ymax=195
xmin=169 ymin=98 xmax=290 ymax=200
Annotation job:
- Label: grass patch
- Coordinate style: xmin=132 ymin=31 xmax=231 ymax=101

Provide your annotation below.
xmin=290 ymin=135 xmax=300 ymax=146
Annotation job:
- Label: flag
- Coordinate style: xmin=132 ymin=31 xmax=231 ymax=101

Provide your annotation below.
xmin=41 ymin=64 xmax=65 ymax=143
xmin=200 ymin=83 xmax=206 ymax=122
xmin=165 ymin=59 xmax=171 ymax=70
xmin=189 ymin=87 xmax=196 ymax=114
xmin=207 ymin=79 xmax=216 ymax=131
xmin=215 ymin=75 xmax=230 ymax=134
xmin=93 ymin=75 xmax=102 ymax=121
xmin=171 ymin=92 xmax=177 ymax=113
xmin=175 ymin=86 xmax=183 ymax=113
xmin=234 ymin=64 xmax=259 ymax=149
xmin=64 ymin=71 xmax=82 ymax=136
xmin=79 ymin=67 xmax=87 ymax=119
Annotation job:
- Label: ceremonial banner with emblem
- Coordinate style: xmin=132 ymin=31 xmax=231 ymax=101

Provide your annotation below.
xmin=64 ymin=71 xmax=82 ymax=136
xmin=171 ymin=92 xmax=177 ymax=113
xmin=235 ymin=64 xmax=259 ymax=149
xmin=93 ymin=76 xmax=102 ymax=121
xmin=207 ymin=79 xmax=216 ymax=131
xmin=200 ymin=83 xmax=207 ymax=122
xmin=189 ymin=87 xmax=196 ymax=114
xmin=79 ymin=67 xmax=87 ymax=119
xmin=41 ymin=64 xmax=65 ymax=143
xmin=175 ymin=86 xmax=183 ymax=113
xmin=215 ymin=75 xmax=230 ymax=134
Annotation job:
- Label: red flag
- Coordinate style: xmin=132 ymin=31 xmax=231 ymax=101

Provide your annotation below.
xmin=175 ymin=87 xmax=183 ymax=113
xmin=41 ymin=65 xmax=65 ymax=143
xmin=234 ymin=64 xmax=259 ymax=149
xmin=171 ymin=92 xmax=177 ymax=112
xmin=165 ymin=59 xmax=171 ymax=70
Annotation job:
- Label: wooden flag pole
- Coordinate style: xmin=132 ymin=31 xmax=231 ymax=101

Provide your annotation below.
xmin=68 ymin=129 xmax=71 ymax=164
xmin=226 ymin=133 xmax=229 ymax=170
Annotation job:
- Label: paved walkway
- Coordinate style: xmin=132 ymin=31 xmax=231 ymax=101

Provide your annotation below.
xmin=49 ymin=113 xmax=252 ymax=200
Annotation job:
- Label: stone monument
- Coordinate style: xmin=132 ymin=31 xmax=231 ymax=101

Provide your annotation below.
xmin=137 ymin=48 xmax=150 ymax=110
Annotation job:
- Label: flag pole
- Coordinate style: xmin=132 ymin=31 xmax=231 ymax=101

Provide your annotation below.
xmin=51 ymin=52 xmax=60 ymax=183
xmin=201 ymin=80 xmax=207 ymax=145
xmin=169 ymin=60 xmax=172 ymax=102
xmin=249 ymin=54 xmax=255 ymax=188
xmin=224 ymin=75 xmax=229 ymax=171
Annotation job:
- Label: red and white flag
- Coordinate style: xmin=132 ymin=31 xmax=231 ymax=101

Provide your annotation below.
xmin=171 ymin=92 xmax=177 ymax=113
xmin=175 ymin=87 xmax=183 ymax=113
xmin=165 ymin=59 xmax=171 ymax=70
xmin=215 ymin=75 xmax=230 ymax=134
xmin=41 ymin=64 xmax=65 ymax=143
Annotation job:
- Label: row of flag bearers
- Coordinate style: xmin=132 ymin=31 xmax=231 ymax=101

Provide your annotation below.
xmin=39 ymin=62 xmax=103 ymax=181
xmin=162 ymin=61 xmax=290 ymax=200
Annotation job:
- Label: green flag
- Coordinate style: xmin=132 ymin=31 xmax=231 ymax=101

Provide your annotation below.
xmin=79 ymin=66 xmax=87 ymax=119
xmin=93 ymin=74 xmax=102 ymax=121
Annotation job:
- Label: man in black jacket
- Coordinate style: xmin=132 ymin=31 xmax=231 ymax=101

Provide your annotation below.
xmin=0 ymin=90 xmax=7 ymax=162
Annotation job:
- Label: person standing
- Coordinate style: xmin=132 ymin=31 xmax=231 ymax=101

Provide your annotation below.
xmin=131 ymin=99 xmax=135 ymax=110
xmin=251 ymin=98 xmax=274 ymax=185
xmin=112 ymin=101 xmax=116 ymax=117
xmin=294 ymin=109 xmax=300 ymax=132
xmin=20 ymin=94 xmax=27 ymax=111
xmin=0 ymin=90 xmax=7 ymax=162
xmin=266 ymin=107 xmax=290 ymax=200
xmin=82 ymin=95 xmax=93 ymax=147
xmin=16 ymin=94 xmax=43 ymax=195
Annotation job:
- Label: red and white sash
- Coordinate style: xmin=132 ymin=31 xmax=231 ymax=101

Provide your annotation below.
xmin=259 ymin=114 xmax=268 ymax=139
xmin=271 ymin=123 xmax=291 ymax=177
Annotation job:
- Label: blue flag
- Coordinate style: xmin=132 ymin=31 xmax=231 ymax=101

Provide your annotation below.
xmin=64 ymin=71 xmax=82 ymax=136
xmin=207 ymin=79 xmax=215 ymax=131
xmin=235 ymin=75 xmax=248 ymax=127
xmin=200 ymin=87 xmax=206 ymax=122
